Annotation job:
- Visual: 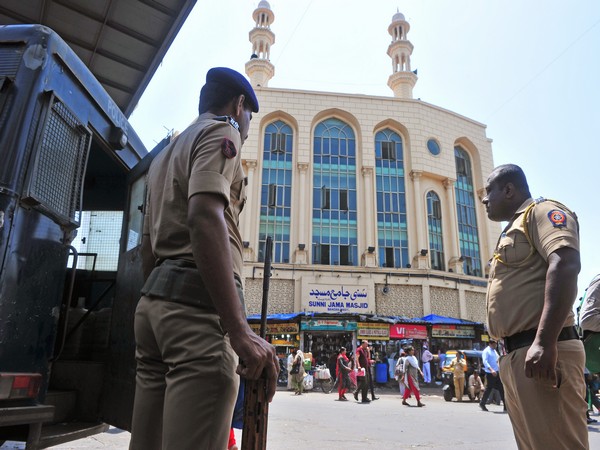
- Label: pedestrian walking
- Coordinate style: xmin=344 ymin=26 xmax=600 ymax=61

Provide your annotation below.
xmin=336 ymin=347 xmax=352 ymax=401
xmin=479 ymin=340 xmax=505 ymax=411
xmin=395 ymin=350 xmax=407 ymax=397
xmin=401 ymin=346 xmax=425 ymax=407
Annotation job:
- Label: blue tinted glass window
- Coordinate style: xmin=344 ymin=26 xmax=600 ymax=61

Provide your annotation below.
xmin=258 ymin=121 xmax=293 ymax=263
xmin=375 ymin=129 xmax=407 ymax=268
xmin=454 ymin=147 xmax=482 ymax=276
xmin=312 ymin=118 xmax=357 ymax=266
xmin=427 ymin=191 xmax=445 ymax=271
xmin=427 ymin=138 xmax=441 ymax=156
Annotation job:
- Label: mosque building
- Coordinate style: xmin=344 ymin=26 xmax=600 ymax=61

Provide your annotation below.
xmin=240 ymin=2 xmax=499 ymax=363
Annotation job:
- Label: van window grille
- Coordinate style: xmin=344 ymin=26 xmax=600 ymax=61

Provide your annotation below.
xmin=0 ymin=78 xmax=14 ymax=146
xmin=0 ymin=44 xmax=24 ymax=78
xmin=68 ymin=211 xmax=123 ymax=271
xmin=24 ymin=95 xmax=91 ymax=226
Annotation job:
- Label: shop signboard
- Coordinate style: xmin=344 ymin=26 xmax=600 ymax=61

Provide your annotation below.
xmin=303 ymin=282 xmax=374 ymax=314
xmin=357 ymin=323 xmax=389 ymax=340
xmin=389 ymin=324 xmax=428 ymax=340
xmin=301 ymin=319 xmax=357 ymax=331
xmin=271 ymin=339 xmax=296 ymax=346
xmin=249 ymin=323 xmax=299 ymax=335
xmin=431 ymin=325 xmax=476 ymax=339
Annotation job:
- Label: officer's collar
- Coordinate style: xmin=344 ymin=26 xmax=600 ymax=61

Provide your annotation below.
xmin=513 ymin=197 xmax=534 ymax=216
xmin=198 ymin=112 xmax=240 ymax=132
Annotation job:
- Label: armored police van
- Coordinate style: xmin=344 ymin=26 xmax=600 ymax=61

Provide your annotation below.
xmin=0 ymin=25 xmax=164 ymax=448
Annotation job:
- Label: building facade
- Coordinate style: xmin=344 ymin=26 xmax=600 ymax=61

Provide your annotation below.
xmin=240 ymin=3 xmax=498 ymax=361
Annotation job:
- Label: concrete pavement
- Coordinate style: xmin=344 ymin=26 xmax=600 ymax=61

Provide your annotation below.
xmin=2 ymin=385 xmax=599 ymax=449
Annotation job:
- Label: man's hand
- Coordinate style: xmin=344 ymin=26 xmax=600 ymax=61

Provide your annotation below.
xmin=524 ymin=341 xmax=558 ymax=386
xmin=230 ymin=327 xmax=280 ymax=402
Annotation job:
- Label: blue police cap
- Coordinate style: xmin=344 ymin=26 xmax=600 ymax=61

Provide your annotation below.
xmin=205 ymin=67 xmax=259 ymax=113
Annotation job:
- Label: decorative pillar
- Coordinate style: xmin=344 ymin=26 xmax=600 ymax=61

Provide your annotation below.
xmin=411 ymin=170 xmax=428 ymax=269
xmin=422 ymin=283 xmax=431 ymax=316
xmin=294 ymin=163 xmax=309 ymax=264
xmin=242 ymin=160 xmax=257 ymax=262
xmin=443 ymin=177 xmax=463 ymax=274
xmin=458 ymin=287 xmax=467 ymax=319
xmin=361 ymin=166 xmax=376 ymax=267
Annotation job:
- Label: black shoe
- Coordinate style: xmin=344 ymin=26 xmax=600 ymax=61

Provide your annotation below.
xmin=361 ymin=399 xmax=371 ymax=403
xmin=402 ymin=400 xmax=409 ymax=406
xmin=587 ymin=417 xmax=597 ymax=424
xmin=372 ymin=397 xmax=380 ymax=400
xmin=479 ymin=404 xmax=488 ymax=412
xmin=354 ymin=392 xmax=359 ymax=401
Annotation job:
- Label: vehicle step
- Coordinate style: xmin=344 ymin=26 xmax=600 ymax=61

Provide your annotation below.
xmin=38 ymin=422 xmax=109 ymax=449
xmin=44 ymin=390 xmax=76 ymax=423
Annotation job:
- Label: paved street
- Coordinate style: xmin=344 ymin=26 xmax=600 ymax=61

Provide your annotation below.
xmin=2 ymin=385 xmax=600 ymax=449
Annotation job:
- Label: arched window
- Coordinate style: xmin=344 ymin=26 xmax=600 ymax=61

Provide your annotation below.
xmin=375 ymin=129 xmax=408 ymax=268
xmin=454 ymin=146 xmax=482 ymax=276
xmin=312 ymin=118 xmax=357 ymax=266
xmin=258 ymin=120 xmax=293 ymax=263
xmin=426 ymin=191 xmax=445 ymax=271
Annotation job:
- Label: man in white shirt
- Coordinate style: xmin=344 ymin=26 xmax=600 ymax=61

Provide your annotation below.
xmin=287 ymin=349 xmax=295 ymax=390
xmin=421 ymin=345 xmax=433 ymax=384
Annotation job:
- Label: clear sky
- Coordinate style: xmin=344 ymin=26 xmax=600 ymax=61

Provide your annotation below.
xmin=130 ymin=0 xmax=600 ymax=301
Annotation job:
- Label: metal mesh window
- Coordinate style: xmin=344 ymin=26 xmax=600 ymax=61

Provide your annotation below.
xmin=69 ymin=211 xmax=123 ymax=271
xmin=24 ymin=96 xmax=91 ymax=226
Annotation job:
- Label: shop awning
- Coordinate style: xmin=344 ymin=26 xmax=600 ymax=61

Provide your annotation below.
xmin=246 ymin=312 xmax=305 ymax=321
xmin=419 ymin=314 xmax=481 ymax=325
xmin=247 ymin=312 xmax=435 ymax=324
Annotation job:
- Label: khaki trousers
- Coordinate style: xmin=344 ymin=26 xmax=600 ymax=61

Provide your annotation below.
xmin=454 ymin=376 xmax=465 ymax=401
xmin=129 ymin=296 xmax=238 ymax=450
xmin=500 ymin=339 xmax=589 ymax=450
xmin=468 ymin=385 xmax=481 ymax=400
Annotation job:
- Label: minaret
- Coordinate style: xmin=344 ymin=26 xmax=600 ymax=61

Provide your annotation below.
xmin=387 ymin=11 xmax=417 ymax=99
xmin=245 ymin=1 xmax=275 ymax=87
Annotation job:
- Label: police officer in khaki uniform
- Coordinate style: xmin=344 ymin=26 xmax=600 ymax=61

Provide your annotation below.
xmin=129 ymin=67 xmax=279 ymax=450
xmin=483 ymin=164 xmax=588 ymax=449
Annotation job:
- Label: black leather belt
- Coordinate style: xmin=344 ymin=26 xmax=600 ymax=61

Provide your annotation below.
xmin=504 ymin=326 xmax=579 ymax=353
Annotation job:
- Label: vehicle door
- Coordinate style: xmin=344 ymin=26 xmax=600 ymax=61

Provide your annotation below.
xmin=99 ymin=138 xmax=168 ymax=430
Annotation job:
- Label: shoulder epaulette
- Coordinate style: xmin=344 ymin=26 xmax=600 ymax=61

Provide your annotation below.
xmin=213 ymin=115 xmax=240 ymax=131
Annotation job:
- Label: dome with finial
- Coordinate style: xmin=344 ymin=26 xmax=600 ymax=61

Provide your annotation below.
xmin=392 ymin=10 xmax=405 ymax=22
xmin=258 ymin=0 xmax=271 ymax=9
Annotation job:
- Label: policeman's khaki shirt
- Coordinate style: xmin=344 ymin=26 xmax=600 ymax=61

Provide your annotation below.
xmin=580 ymin=274 xmax=600 ymax=332
xmin=144 ymin=112 xmax=246 ymax=280
xmin=486 ymin=198 xmax=579 ymax=340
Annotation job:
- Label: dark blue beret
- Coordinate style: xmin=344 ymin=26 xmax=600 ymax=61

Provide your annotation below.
xmin=206 ymin=67 xmax=259 ymax=113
